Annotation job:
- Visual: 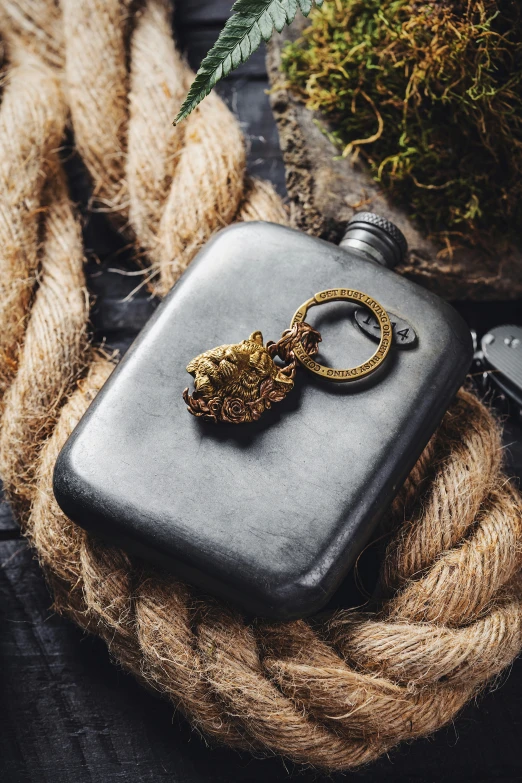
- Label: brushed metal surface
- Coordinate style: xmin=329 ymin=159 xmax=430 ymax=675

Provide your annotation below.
xmin=54 ymin=223 xmax=473 ymax=618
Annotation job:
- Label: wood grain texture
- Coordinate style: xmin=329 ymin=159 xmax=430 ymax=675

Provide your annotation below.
xmin=181 ymin=29 xmax=268 ymax=77
xmin=175 ymin=0 xmax=233 ymax=25
xmin=0 ymin=484 xmax=17 ymax=536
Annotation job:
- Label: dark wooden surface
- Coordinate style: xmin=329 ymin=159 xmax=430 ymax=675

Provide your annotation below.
xmin=2 ymin=3 xmax=522 ymax=781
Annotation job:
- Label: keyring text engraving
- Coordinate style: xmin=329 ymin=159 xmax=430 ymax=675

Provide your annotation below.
xmin=291 ymin=289 xmax=392 ymax=382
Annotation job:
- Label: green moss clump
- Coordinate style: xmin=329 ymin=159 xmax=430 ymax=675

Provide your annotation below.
xmin=281 ymin=0 xmax=522 ymax=246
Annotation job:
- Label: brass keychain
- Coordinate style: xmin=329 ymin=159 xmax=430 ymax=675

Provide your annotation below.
xmin=183 ymin=288 xmax=392 ymax=424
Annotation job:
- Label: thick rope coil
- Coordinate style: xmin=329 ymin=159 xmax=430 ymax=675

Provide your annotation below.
xmin=0 ymin=48 xmax=65 ymax=400
xmin=0 ymin=0 xmax=521 ymax=773
xmin=0 ymin=158 xmax=88 ymax=518
xmin=8 ymin=0 xmax=287 ymax=296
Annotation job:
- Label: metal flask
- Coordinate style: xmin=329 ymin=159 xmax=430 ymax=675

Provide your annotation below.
xmin=53 ymin=214 xmax=473 ymax=619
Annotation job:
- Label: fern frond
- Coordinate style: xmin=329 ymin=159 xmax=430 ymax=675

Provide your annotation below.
xmin=174 ymin=0 xmax=323 ymax=124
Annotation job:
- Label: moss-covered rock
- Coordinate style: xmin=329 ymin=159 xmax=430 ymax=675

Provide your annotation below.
xmin=282 ymin=0 xmax=522 ymax=246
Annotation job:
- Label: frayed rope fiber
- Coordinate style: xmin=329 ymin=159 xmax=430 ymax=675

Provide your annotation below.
xmin=0 ymin=0 xmax=522 ymax=772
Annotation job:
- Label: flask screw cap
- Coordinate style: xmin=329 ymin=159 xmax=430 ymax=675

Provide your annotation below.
xmin=341 ymin=212 xmax=408 ymax=269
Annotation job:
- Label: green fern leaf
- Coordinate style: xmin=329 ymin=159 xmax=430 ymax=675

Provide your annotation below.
xmin=173 ymin=0 xmax=324 ymax=124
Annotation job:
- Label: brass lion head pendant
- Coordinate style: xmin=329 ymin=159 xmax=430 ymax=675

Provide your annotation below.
xmin=183 ymin=289 xmax=393 ymax=424
xmin=183 ymin=331 xmax=296 ymax=424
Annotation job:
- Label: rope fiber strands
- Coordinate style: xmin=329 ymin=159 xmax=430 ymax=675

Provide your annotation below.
xmin=0 ymin=0 xmax=522 ymax=772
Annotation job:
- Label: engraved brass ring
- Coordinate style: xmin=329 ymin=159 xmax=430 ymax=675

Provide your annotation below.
xmin=290 ymin=288 xmax=392 ymax=382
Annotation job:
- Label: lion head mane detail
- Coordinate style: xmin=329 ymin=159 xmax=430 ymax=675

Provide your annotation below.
xmin=183 ymin=331 xmax=294 ymax=424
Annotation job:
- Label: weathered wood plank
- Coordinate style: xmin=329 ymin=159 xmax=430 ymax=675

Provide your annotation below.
xmin=217 ymin=79 xmax=286 ymax=193
xmin=0 ymin=484 xmax=17 ymax=535
xmin=180 ymin=29 xmax=267 ymax=77
xmin=175 ymin=0 xmax=233 ymax=25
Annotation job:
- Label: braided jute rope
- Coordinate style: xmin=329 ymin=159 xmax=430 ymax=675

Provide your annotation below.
xmin=1 ymin=0 xmax=522 ymax=772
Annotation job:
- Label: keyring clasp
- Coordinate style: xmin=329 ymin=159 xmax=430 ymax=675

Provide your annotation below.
xmin=290 ymin=288 xmax=392 ymax=382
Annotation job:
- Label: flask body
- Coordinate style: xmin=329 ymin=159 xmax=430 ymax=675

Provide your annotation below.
xmin=54 ymin=222 xmax=472 ymax=618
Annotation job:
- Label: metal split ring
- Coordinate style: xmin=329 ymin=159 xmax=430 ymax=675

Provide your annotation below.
xmin=290 ymin=288 xmax=392 ymax=382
